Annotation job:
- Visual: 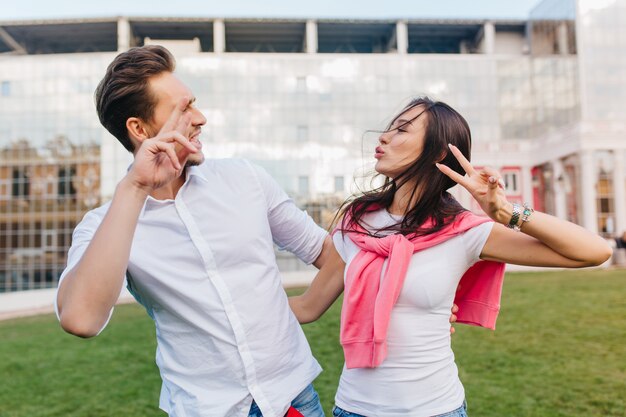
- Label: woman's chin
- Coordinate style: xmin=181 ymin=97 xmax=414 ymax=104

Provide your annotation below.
xmin=374 ymin=163 xmax=393 ymax=178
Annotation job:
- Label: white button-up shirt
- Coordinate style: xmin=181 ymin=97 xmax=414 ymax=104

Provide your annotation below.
xmin=56 ymin=159 xmax=327 ymax=417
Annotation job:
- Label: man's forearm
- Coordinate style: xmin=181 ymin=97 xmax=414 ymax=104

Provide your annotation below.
xmin=57 ymin=178 xmax=148 ymax=337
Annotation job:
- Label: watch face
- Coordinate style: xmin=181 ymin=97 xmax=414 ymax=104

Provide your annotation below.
xmin=508 ymin=203 xmax=522 ymax=229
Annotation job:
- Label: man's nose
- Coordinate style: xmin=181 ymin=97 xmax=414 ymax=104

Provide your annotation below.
xmin=192 ymin=107 xmax=207 ymax=126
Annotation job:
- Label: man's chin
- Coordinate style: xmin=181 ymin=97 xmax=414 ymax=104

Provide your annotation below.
xmin=184 ymin=154 xmax=205 ymax=168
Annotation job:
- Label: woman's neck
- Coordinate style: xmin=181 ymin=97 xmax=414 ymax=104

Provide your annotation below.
xmin=388 ymin=180 xmax=422 ymax=216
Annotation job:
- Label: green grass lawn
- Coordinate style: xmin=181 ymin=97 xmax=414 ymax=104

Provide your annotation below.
xmin=0 ymin=269 xmax=624 ymax=417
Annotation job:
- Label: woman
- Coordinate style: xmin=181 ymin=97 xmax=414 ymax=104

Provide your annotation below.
xmin=289 ymin=97 xmax=611 ymax=417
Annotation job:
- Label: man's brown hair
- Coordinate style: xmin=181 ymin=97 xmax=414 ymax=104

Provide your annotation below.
xmin=95 ymin=45 xmax=175 ymax=152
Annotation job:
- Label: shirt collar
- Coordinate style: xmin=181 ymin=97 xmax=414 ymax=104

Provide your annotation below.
xmin=136 ymin=164 xmax=209 ymax=216
xmin=185 ymin=164 xmax=209 ymax=183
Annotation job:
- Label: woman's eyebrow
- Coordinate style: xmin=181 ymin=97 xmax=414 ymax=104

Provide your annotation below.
xmin=392 ymin=118 xmax=413 ymax=127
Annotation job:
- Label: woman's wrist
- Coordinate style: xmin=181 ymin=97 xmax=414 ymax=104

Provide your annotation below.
xmin=496 ymin=202 xmax=514 ymax=226
xmin=499 ymin=202 xmax=535 ymax=231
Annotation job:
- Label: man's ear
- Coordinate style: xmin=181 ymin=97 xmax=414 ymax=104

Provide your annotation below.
xmin=126 ymin=117 xmax=152 ymax=145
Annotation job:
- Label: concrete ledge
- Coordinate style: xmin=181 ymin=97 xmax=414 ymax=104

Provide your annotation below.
xmin=2 ymin=265 xmax=615 ymax=322
xmin=281 ymin=270 xmax=316 ymax=289
xmin=0 ymin=270 xmax=317 ymax=322
xmin=0 ymin=288 xmax=137 ymax=322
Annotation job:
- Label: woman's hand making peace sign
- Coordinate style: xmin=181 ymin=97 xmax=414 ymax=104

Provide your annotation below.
xmin=436 ymin=144 xmax=611 ymax=267
xmin=436 ymin=143 xmax=513 ymax=225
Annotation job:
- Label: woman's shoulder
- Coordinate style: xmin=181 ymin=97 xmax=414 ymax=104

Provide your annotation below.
xmin=364 ymin=208 xmax=400 ymax=231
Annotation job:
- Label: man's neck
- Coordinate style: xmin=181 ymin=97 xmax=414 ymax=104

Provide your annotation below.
xmin=150 ymin=171 xmax=187 ymax=201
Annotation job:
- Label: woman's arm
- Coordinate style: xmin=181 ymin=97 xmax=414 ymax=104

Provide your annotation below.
xmin=437 ymin=144 xmax=612 ymax=267
xmin=289 ymin=243 xmax=345 ymax=324
xmin=481 ymin=213 xmax=610 ymax=267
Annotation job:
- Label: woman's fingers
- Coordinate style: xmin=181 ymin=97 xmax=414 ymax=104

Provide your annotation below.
xmin=481 ymin=166 xmax=500 ymax=181
xmin=486 ymin=176 xmax=501 ymax=201
xmin=438 ymin=150 xmax=508 ymax=200
xmin=435 ymin=162 xmax=469 ymax=189
xmin=479 ymin=166 xmax=505 ymax=198
xmin=447 ymin=144 xmax=475 ymax=177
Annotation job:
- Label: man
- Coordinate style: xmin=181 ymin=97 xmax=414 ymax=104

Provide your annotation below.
xmin=55 ymin=45 xmax=341 ymax=417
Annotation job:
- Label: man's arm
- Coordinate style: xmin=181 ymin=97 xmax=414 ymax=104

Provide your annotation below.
xmin=251 ymin=164 xmax=328 ymax=265
xmin=57 ymin=98 xmax=197 ymax=337
xmin=57 ymin=180 xmax=148 ymax=337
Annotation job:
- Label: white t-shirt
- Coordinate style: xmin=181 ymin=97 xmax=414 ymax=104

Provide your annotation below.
xmin=333 ymin=209 xmax=493 ymax=417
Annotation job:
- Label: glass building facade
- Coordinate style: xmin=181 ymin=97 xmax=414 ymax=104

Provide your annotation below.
xmin=575 ymin=0 xmax=626 ymax=235
xmin=0 ymin=0 xmax=625 ymax=292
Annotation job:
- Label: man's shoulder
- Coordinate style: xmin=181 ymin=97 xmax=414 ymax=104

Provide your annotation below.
xmin=198 ymin=158 xmax=258 ymax=178
xmin=78 ymin=201 xmax=113 ymax=225
xmin=90 ymin=200 xmax=113 ymax=216
xmin=204 ymin=157 xmax=253 ymax=169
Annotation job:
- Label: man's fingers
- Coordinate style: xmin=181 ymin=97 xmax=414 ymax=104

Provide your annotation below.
xmin=175 ymin=112 xmax=193 ymax=135
xmin=159 ymin=96 xmax=190 ymax=134
xmin=447 ymin=144 xmax=475 ymax=177
xmin=154 ymin=142 xmax=181 ymax=171
xmin=157 ymin=131 xmax=197 ymax=153
xmin=451 ymin=303 xmax=459 ymax=313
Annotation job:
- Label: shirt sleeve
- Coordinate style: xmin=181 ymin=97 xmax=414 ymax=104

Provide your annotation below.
xmin=462 ymin=221 xmax=495 ymax=265
xmin=250 ymin=162 xmax=328 ymax=265
xmin=54 ymin=208 xmax=119 ymax=334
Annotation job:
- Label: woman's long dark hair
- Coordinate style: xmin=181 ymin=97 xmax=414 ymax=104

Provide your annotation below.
xmin=336 ymin=96 xmax=472 ymax=237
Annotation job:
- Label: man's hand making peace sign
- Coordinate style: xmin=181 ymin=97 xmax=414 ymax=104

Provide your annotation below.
xmin=128 ymin=96 xmax=200 ymax=193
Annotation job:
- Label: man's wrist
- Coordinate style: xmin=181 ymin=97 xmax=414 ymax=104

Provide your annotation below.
xmin=117 ymin=177 xmax=151 ymax=201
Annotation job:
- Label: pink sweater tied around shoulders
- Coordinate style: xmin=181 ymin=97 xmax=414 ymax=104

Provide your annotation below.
xmin=336 ymin=210 xmax=506 ymax=369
